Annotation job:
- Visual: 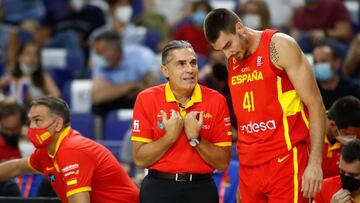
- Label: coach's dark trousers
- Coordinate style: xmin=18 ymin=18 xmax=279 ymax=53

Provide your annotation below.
xmin=140 ymin=172 xmax=219 ymax=203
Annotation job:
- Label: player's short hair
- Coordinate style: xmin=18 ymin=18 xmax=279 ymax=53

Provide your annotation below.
xmin=204 ymin=8 xmax=241 ymax=43
xmin=30 ymin=96 xmax=70 ymax=126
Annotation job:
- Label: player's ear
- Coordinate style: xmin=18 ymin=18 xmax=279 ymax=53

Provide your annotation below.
xmin=235 ymin=21 xmax=245 ymax=34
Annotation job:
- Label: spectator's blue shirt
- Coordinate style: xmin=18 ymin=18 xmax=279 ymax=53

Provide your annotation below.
xmin=92 ymin=45 xmax=159 ymax=84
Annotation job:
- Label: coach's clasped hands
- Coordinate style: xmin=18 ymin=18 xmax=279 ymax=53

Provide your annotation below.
xmin=160 ymin=109 xmax=204 ymax=142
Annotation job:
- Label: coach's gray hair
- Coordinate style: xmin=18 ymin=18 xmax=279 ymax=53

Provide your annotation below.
xmin=30 ymin=96 xmax=70 ymax=126
xmin=161 ymin=40 xmax=194 ymax=65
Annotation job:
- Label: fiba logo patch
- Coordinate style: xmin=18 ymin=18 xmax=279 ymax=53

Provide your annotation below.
xmin=133 ymin=120 xmax=140 ymax=132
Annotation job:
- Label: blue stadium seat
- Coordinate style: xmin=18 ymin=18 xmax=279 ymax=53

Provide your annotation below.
xmin=70 ymin=112 xmax=94 ymax=139
xmin=103 ymin=109 xmax=133 ymax=141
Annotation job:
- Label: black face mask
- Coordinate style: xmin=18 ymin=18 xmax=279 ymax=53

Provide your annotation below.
xmin=341 ymin=173 xmax=360 ymax=192
xmin=0 ymin=131 xmax=20 ymax=147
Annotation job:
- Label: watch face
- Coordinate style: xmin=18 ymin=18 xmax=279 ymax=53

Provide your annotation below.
xmin=189 ymin=138 xmax=199 ymax=147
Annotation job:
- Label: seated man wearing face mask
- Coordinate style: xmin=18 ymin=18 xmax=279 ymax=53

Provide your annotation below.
xmin=91 ymin=30 xmax=160 ymax=117
xmin=314 ymin=139 xmax=360 ymax=203
xmin=312 ymin=44 xmax=360 ymax=109
xmin=0 ymin=96 xmax=139 ymax=203
xmin=322 ymin=96 xmax=360 ymax=179
xmin=0 ymin=101 xmax=26 ymax=162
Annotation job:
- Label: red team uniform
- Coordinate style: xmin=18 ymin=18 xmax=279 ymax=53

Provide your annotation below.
xmin=228 ymin=29 xmax=310 ymax=202
xmin=132 ymin=83 xmax=232 ymax=174
xmin=28 ymin=127 xmax=139 ymax=203
xmin=322 ymin=137 xmax=342 ymax=178
xmin=313 ymin=176 xmax=342 ymax=203
xmin=0 ymin=136 xmax=21 ymax=161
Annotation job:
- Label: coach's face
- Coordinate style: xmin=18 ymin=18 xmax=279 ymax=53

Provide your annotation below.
xmin=161 ymin=48 xmax=198 ymax=94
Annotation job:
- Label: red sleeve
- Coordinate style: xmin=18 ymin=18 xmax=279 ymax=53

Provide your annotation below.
xmin=207 ymin=95 xmax=232 ymax=146
xmin=28 ymin=149 xmax=44 ymax=173
xmin=57 ymin=149 xmax=94 ymax=197
xmin=132 ymin=93 xmax=154 ymax=143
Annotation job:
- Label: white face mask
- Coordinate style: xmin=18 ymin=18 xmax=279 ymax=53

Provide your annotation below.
xmin=243 ymin=13 xmax=261 ymax=29
xmin=335 ymin=129 xmax=357 ymax=145
xmin=92 ymin=53 xmax=110 ymax=69
xmin=115 ymin=6 xmax=133 ymax=24
xmin=70 ymin=0 xmax=85 ymax=12
xmin=20 ymin=63 xmax=36 ymax=75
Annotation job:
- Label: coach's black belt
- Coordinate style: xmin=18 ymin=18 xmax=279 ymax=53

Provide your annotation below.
xmin=148 ymin=170 xmax=212 ymax=182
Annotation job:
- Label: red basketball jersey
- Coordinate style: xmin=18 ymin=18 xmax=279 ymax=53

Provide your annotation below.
xmin=228 ymin=29 xmax=310 ymax=166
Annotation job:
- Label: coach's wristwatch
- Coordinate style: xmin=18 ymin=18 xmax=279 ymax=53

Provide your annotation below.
xmin=189 ymin=136 xmax=201 ymax=147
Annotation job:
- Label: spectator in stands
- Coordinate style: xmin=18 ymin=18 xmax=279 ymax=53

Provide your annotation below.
xmin=235 ymin=0 xmax=303 ymax=30
xmin=135 ymin=0 xmax=172 ymax=52
xmin=173 ymin=1 xmax=212 ymax=57
xmin=0 ymin=96 xmax=139 ymax=202
xmin=322 ymin=96 xmax=360 ymax=179
xmin=314 ymin=139 xmax=360 ymax=203
xmin=39 ymin=0 xmax=105 ymax=48
xmin=290 ymin=0 xmax=352 ymax=59
xmin=312 ymin=44 xmax=360 ymax=109
xmin=90 ymin=0 xmax=155 ymax=48
xmin=238 ymin=0 xmax=271 ymax=30
xmin=1 ymin=0 xmax=45 ymax=25
xmin=91 ymin=31 xmax=160 ymax=117
xmin=0 ymin=41 xmax=60 ymax=107
xmin=0 ymin=101 xmax=26 ymax=162
xmin=342 ymin=34 xmax=360 ymax=80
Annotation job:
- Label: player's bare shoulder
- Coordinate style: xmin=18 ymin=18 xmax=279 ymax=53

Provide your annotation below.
xmin=270 ymin=33 xmax=302 ymax=69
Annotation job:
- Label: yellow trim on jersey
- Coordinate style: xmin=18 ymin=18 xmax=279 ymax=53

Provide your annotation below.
xmin=66 ymin=186 xmax=91 ymax=197
xmin=132 ymin=136 xmax=152 ymax=143
xmin=227 ymin=131 xmax=232 ymax=136
xmin=292 ymin=147 xmax=299 ymax=203
xmin=300 ymin=109 xmax=309 ymax=129
xmin=277 ymin=77 xmax=306 ymax=150
xmin=53 ymin=160 xmax=60 ymax=172
xmin=324 ymin=136 xmax=342 ymax=151
xmin=27 ymin=157 xmax=43 ymax=174
xmin=214 ymin=142 xmax=232 ymax=147
xmin=165 ymin=82 xmax=202 ymax=118
xmin=48 ymin=126 xmax=71 ymax=158
xmin=165 ymin=83 xmax=202 ymax=104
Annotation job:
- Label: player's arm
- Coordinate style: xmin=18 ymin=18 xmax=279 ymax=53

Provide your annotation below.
xmin=68 ymin=191 xmax=90 ymax=203
xmin=270 ymin=33 xmax=326 ymax=197
xmin=0 ymin=157 xmax=34 ymax=180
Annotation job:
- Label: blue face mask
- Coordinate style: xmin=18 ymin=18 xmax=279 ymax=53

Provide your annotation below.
xmin=313 ymin=62 xmax=333 ymax=81
xmin=92 ymin=53 xmax=110 ymax=69
xmin=192 ymin=11 xmax=207 ymax=27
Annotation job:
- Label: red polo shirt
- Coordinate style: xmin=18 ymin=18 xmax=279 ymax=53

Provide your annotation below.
xmin=132 ymin=83 xmax=232 ymax=173
xmin=28 ymin=127 xmax=139 ymax=203
xmin=322 ymin=136 xmax=342 ymax=178
xmin=314 ymin=176 xmax=341 ymax=203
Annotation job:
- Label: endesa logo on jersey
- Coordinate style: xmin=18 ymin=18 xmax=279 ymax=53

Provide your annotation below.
xmin=240 ymin=119 xmax=276 ymax=134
